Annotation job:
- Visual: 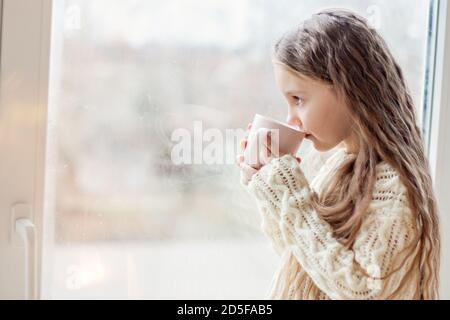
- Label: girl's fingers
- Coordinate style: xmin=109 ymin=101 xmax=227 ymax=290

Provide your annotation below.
xmin=240 ymin=139 xmax=247 ymax=151
xmin=240 ymin=161 xmax=258 ymax=174
xmin=267 ymin=131 xmax=273 ymax=157
xmin=235 ymin=154 xmax=244 ymax=165
xmin=239 ymin=162 xmax=249 ymax=185
xmin=239 ymin=161 xmax=258 ymax=186
xmin=257 ymin=128 xmax=279 ymax=161
xmin=240 ymin=121 xmax=252 ymax=154
xmin=240 ymin=174 xmax=251 ymax=186
xmin=267 ymin=130 xmax=280 ymax=158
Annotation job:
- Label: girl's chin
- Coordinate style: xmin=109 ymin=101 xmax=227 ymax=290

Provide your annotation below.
xmin=310 ymin=137 xmax=334 ymax=152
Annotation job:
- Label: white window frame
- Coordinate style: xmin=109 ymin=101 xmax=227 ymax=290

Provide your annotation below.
xmin=0 ymin=0 xmax=449 ymax=299
xmin=0 ymin=0 xmax=52 ymax=299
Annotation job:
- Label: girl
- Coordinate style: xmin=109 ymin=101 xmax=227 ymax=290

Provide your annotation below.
xmin=236 ymin=9 xmax=440 ymax=300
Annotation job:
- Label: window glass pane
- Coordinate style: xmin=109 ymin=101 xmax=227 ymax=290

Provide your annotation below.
xmin=43 ymin=0 xmax=430 ymax=299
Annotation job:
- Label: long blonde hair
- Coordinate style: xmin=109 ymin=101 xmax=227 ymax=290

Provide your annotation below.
xmin=272 ymin=9 xmax=440 ymax=299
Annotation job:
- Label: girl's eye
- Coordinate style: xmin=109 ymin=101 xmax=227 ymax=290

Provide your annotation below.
xmin=292 ymin=96 xmax=304 ymax=105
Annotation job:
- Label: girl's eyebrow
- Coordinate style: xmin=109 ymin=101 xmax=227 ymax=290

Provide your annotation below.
xmin=285 ymin=90 xmax=307 ymax=95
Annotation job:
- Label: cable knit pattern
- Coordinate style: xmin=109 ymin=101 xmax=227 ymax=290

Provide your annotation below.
xmin=244 ymin=148 xmax=421 ymax=300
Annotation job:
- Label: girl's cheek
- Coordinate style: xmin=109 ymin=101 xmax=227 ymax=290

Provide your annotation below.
xmin=303 ymin=108 xmax=322 ymax=133
xmin=318 ymin=103 xmax=334 ymax=126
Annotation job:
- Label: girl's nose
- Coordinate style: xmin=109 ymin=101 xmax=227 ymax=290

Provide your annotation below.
xmin=286 ymin=114 xmax=303 ymax=131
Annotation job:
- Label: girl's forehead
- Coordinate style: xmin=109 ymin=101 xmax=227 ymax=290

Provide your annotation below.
xmin=274 ymin=64 xmax=312 ymax=88
xmin=273 ymin=62 xmax=335 ymax=92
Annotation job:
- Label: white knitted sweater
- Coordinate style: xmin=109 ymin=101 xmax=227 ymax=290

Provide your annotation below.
xmin=244 ymin=147 xmax=421 ymax=300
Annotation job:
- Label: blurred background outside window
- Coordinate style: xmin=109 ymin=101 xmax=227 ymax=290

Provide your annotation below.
xmin=42 ymin=0 xmax=431 ymax=299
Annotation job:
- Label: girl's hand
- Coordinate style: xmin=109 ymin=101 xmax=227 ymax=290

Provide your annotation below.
xmin=236 ymin=154 xmax=258 ymax=186
xmin=236 ymin=122 xmax=301 ymax=186
xmin=236 ymin=122 xmax=258 ymax=186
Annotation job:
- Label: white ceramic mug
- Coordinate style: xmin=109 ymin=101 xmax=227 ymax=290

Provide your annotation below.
xmin=243 ymin=114 xmax=306 ymax=168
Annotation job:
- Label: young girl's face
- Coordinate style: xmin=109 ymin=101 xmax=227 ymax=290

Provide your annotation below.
xmin=273 ymin=62 xmax=355 ymax=152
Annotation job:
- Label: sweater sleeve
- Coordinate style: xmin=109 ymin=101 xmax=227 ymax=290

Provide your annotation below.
xmin=242 ymin=172 xmax=286 ymax=256
xmin=241 ymin=147 xmax=331 ymax=257
xmin=246 ymin=154 xmax=420 ymax=300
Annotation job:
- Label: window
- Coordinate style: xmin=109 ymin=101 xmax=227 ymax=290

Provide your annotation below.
xmin=2 ymin=0 xmax=448 ymax=299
